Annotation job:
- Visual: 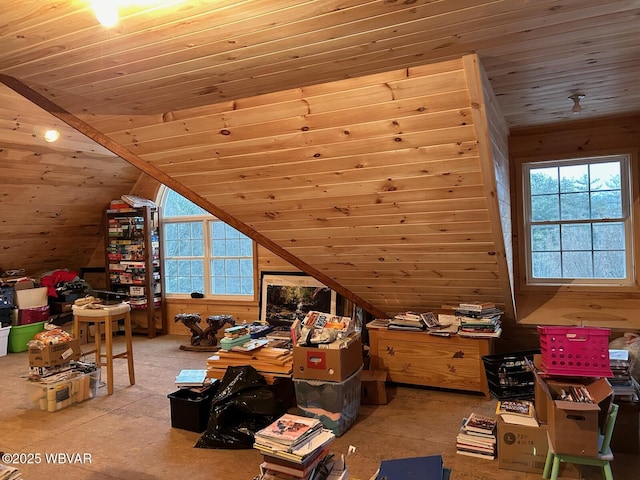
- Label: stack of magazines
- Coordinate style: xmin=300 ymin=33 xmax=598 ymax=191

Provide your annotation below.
xmin=388 ymin=312 xmax=427 ymax=331
xmin=254 ymin=413 xmax=336 ymax=479
xmin=456 ymin=412 xmax=497 ymax=460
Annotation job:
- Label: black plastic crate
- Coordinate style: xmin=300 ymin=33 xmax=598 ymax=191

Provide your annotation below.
xmin=167 ymin=384 xmax=216 ymax=433
xmin=482 ymin=349 xmax=539 ymax=400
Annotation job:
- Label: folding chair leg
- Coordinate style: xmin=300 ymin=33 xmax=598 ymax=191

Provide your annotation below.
xmin=542 ymin=449 xmax=553 ymax=479
xmin=550 ymin=456 xmax=560 ymax=480
xmin=603 ymin=463 xmax=614 ymax=480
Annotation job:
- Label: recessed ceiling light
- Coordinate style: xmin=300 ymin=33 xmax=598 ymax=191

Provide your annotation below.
xmin=44 ymin=129 xmax=60 ymax=143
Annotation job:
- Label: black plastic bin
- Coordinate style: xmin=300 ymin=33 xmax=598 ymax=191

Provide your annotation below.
xmin=168 ymin=384 xmax=217 ymax=433
xmin=482 ymin=349 xmax=540 ymax=400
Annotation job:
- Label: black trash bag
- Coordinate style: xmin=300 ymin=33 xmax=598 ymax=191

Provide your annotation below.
xmin=195 ymin=365 xmax=287 ymax=449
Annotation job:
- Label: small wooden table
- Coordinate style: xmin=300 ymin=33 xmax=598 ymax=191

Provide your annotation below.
xmin=367 ymin=323 xmax=493 ymax=398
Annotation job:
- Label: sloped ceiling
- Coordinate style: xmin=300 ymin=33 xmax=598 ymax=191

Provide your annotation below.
xmin=0 ymin=1 xmax=638 ymax=318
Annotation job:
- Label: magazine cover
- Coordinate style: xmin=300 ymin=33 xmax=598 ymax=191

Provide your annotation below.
xmin=256 ymin=413 xmax=321 ymax=445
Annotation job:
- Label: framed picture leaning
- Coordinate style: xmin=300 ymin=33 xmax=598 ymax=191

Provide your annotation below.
xmin=259 ymin=272 xmax=336 ymax=326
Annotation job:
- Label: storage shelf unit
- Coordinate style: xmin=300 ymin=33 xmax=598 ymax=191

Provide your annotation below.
xmin=105 ymin=205 xmax=166 ymax=338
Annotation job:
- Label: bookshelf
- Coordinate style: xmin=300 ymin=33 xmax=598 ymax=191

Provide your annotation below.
xmin=367 ymin=323 xmax=492 ymax=398
xmin=104 ymin=204 xmax=166 ymax=338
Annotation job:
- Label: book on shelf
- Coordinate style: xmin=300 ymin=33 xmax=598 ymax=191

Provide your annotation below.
xmin=463 ymin=412 xmax=497 ymax=435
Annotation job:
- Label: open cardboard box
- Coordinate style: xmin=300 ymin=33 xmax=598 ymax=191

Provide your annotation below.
xmin=530 ymin=355 xmax=613 ymax=457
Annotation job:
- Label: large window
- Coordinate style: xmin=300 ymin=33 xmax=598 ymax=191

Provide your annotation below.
xmin=159 ymin=187 xmax=255 ymax=297
xmin=522 ymin=154 xmax=632 ymax=285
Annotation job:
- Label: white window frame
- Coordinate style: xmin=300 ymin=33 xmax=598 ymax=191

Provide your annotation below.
xmin=522 ymin=154 xmax=634 ymax=286
xmin=158 ymin=187 xmax=256 ymax=300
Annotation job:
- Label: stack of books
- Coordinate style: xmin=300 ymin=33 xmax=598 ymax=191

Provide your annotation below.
xmin=609 ymin=349 xmax=639 ymax=402
xmin=456 ymin=412 xmax=497 ymax=460
xmin=456 ymin=302 xmax=503 ymax=338
xmin=254 ymin=413 xmax=336 ymax=479
xmin=174 ymin=369 xmax=210 ymax=388
xmin=495 ymin=399 xmax=538 ymax=427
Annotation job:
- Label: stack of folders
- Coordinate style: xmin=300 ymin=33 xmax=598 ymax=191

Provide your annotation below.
xmin=254 ymin=413 xmax=337 ymax=480
xmin=456 ymin=412 xmax=497 ymax=460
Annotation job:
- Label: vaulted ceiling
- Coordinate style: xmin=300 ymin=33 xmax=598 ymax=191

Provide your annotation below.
xmin=1 ymin=1 xmax=638 ymax=318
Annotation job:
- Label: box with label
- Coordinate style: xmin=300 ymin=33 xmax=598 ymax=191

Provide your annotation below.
xmin=29 ymin=338 xmax=82 ymax=367
xmin=15 ymin=286 xmax=48 ymax=308
xmin=17 ymin=305 xmax=50 ymax=325
xmin=536 ymin=374 xmax=613 ymax=457
xmin=497 ymin=418 xmax=580 ymax=477
xmin=293 ymin=333 xmax=363 ymax=381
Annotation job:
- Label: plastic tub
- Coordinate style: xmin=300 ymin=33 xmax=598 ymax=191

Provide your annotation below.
xmin=8 ymin=321 xmax=46 ymax=353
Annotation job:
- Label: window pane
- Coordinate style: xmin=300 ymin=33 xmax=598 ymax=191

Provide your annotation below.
xmin=226 ymin=239 xmax=240 ymax=256
xmin=241 ymin=277 xmax=253 ymax=295
xmin=165 ymin=240 xmax=180 ymax=257
xmin=531 ymin=194 xmax=559 ymax=221
xmin=212 ymin=277 xmax=226 ymax=294
xmin=240 ymin=238 xmax=253 ymax=256
xmin=211 ymin=222 xmax=225 ymax=239
xmin=226 ymin=276 xmax=240 ymax=293
xmin=560 ymin=192 xmax=589 ymax=220
xmin=164 ymin=260 xmax=178 ymax=277
xmin=559 ymin=164 xmax=588 ymax=193
xmin=163 ymin=190 xmax=208 ymax=217
xmin=532 ymin=252 xmax=561 ymax=278
xmin=590 ymin=162 xmax=620 ymax=191
xmin=562 ymin=251 xmax=592 ymax=278
xmin=593 ymin=223 xmax=624 ymax=250
xmin=530 ymin=168 xmax=558 ymax=195
xmin=591 ymin=191 xmax=621 ymax=218
xmin=225 ymin=223 xmax=240 ymax=238
xmin=211 ymin=259 xmax=224 ymax=276
xmin=561 ymin=224 xmax=591 ymax=251
xmin=164 ymin=223 xmax=177 ymax=240
xmin=531 ymin=225 xmax=559 ymax=251
xmin=178 ymin=239 xmax=193 ymax=256
xmin=225 ymin=259 xmax=240 ymax=276
xmin=239 ymin=259 xmax=253 ymax=276
xmin=594 ymin=251 xmax=625 ymax=278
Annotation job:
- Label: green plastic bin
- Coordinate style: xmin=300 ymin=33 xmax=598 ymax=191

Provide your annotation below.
xmin=8 ymin=321 xmax=46 ymax=353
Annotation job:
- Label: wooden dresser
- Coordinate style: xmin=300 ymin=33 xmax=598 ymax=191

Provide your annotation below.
xmin=367 ymin=323 xmax=493 ymax=398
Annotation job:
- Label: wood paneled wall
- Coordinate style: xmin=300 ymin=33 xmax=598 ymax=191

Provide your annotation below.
xmin=510 ymin=114 xmax=640 ymax=332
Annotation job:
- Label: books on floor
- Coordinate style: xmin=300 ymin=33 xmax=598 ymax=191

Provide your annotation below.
xmin=456 ymin=413 xmax=497 ymax=460
xmin=495 ymin=399 xmax=538 ymax=427
xmin=376 ymin=454 xmax=450 ymax=480
xmin=254 ymin=413 xmax=337 ymax=479
xmin=175 ymin=369 xmax=209 ymax=387
xmin=255 ymin=413 xmax=324 ymax=449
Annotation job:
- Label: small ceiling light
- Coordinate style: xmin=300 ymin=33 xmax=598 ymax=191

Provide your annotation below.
xmin=92 ymin=1 xmax=119 ymax=27
xmin=569 ymin=93 xmax=585 ymax=113
xmin=44 ymin=129 xmax=60 ymax=143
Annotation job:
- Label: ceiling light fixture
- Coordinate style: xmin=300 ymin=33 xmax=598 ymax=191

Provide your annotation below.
xmin=90 ymin=1 xmax=185 ymax=28
xmin=569 ymin=93 xmax=585 ymax=113
xmin=44 ymin=129 xmax=61 ymax=143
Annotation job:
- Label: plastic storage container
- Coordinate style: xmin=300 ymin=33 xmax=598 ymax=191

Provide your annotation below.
xmin=8 ymin=321 xmax=46 ymax=353
xmin=0 ymin=325 xmax=10 ymax=357
xmin=482 ymin=350 xmax=539 ymax=400
xmin=27 ymin=369 xmax=101 ymax=412
xmin=537 ymin=326 xmax=612 ymax=377
xmin=294 ymin=365 xmax=362 ymax=436
xmin=167 ymin=384 xmax=217 ymax=433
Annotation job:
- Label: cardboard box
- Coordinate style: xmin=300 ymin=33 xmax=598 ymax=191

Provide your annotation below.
xmin=536 ymin=375 xmax=613 ymax=457
xmin=293 ymin=333 xmax=363 ymax=381
xmin=28 ymin=338 xmax=81 ymax=367
xmin=15 ymin=286 xmax=48 ymax=308
xmin=361 ymin=369 xmax=388 ymax=405
xmin=497 ymin=419 xmax=580 ymax=477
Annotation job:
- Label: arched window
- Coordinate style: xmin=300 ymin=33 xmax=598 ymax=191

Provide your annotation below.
xmin=158 ymin=186 xmax=255 ymax=298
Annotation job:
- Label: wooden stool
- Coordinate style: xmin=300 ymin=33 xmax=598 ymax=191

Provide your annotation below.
xmin=72 ymin=303 xmax=135 ymax=395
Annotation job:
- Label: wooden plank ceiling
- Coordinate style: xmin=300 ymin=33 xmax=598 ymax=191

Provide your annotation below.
xmin=0 ymin=0 xmax=638 ymax=318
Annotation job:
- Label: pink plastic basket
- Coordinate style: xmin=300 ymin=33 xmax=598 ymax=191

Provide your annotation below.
xmin=537 ymin=326 xmax=612 ymax=377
